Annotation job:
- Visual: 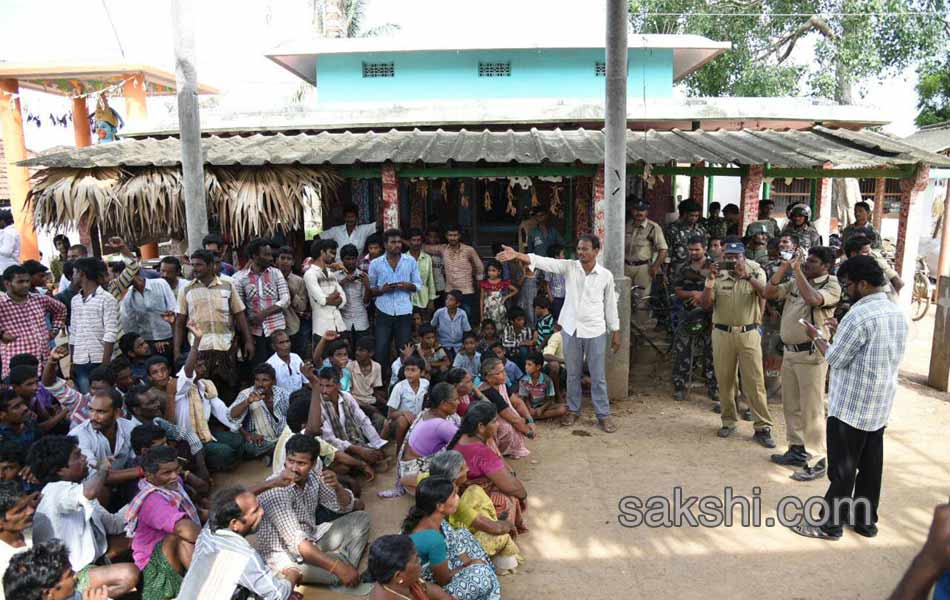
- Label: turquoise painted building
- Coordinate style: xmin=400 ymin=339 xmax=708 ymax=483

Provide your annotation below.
xmin=268 ymin=35 xmax=730 ymax=104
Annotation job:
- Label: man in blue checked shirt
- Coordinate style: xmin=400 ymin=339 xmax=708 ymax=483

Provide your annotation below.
xmin=368 ymin=229 xmax=423 ymax=378
xmin=791 ymin=255 xmax=908 ymax=541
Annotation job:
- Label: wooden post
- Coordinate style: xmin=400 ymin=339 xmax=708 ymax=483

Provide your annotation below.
xmin=381 ymin=163 xmax=399 ymax=230
xmin=928 ymin=276 xmax=950 ymax=391
xmin=739 ymin=164 xmax=763 ymax=233
xmin=938 ymin=182 xmax=950 ymax=278
xmin=171 ymin=0 xmax=208 ymax=255
xmin=872 ymin=177 xmax=885 ymax=231
xmin=72 ymin=96 xmax=92 ymax=147
xmin=895 ymin=165 xmax=930 ymax=306
xmin=0 ymin=78 xmax=39 ymax=261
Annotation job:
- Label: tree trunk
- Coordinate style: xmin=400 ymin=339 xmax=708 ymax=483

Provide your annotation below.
xmin=835 ymin=58 xmax=853 ymax=104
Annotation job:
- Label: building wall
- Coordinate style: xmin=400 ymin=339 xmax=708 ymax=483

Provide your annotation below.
xmin=315 ymin=48 xmax=673 ymax=103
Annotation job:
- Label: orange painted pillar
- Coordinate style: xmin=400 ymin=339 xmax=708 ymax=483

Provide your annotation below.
xmin=123 ymin=72 xmax=159 ymax=259
xmin=123 ymin=72 xmax=148 ymax=122
xmin=0 ymin=79 xmax=39 ymax=261
xmin=72 ymin=96 xmax=91 ymax=147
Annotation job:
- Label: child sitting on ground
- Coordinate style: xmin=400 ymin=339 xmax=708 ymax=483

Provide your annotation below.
xmin=144 ymin=355 xmax=172 ymax=411
xmin=312 ymin=330 xmax=353 ymax=392
xmin=477 ymin=319 xmax=500 ymax=355
xmin=411 ymin=307 xmax=426 ymax=347
xmin=533 ymin=296 xmax=555 ymax=351
xmin=543 ymin=324 xmax=567 ymax=403
xmin=265 ymin=329 xmax=305 ymax=394
xmin=452 ymin=331 xmax=482 ymax=378
xmin=518 ymin=351 xmax=569 ymax=421
xmin=430 ymin=289 xmax=471 ymax=354
xmin=416 ymin=324 xmax=450 ymax=381
xmin=501 ymin=307 xmax=536 ymax=371
xmin=384 ymin=356 xmax=429 ymax=456
xmin=346 ymin=336 xmax=387 ymax=432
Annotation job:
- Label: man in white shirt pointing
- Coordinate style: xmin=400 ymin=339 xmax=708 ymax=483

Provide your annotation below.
xmin=497 ymin=234 xmax=621 ymax=433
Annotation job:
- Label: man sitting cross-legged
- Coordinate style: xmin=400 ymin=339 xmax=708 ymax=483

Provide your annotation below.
xmin=178 ymin=486 xmax=304 ymax=600
xmin=27 ymin=435 xmax=139 ymax=598
xmin=126 ymin=444 xmax=201 ymax=600
xmin=256 ymin=433 xmax=372 ymax=594
xmin=4 ymin=539 xmax=110 ymax=600
xmin=317 ymin=366 xmax=388 ymax=472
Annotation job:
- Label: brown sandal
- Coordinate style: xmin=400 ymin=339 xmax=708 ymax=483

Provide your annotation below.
xmin=598 ymin=417 xmax=618 ymax=433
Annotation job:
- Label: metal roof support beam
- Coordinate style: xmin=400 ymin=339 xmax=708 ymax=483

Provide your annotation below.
xmin=764 ymin=165 xmax=917 ymax=179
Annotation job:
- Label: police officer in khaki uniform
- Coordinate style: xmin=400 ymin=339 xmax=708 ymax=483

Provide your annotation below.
xmin=764 ymin=246 xmax=841 ymax=480
xmin=699 ymin=236 xmax=775 ymax=447
xmin=625 ymin=198 xmax=668 ymax=324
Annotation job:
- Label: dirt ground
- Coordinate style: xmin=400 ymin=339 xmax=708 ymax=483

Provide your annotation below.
xmin=218 ymin=311 xmax=950 ymax=600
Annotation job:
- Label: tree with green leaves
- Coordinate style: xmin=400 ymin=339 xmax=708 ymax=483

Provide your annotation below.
xmin=915 ymin=54 xmax=950 ymax=127
xmin=629 ymin=0 xmax=950 ymax=103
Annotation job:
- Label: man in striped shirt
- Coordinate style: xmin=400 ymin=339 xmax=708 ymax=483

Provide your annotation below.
xmin=791 ymin=256 xmax=908 ymax=541
xmin=69 ymin=258 xmax=120 ymax=394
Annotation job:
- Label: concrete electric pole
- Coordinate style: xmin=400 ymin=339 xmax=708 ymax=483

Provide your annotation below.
xmin=604 ymin=0 xmax=631 ymax=401
xmin=172 ymin=0 xmax=209 ymax=253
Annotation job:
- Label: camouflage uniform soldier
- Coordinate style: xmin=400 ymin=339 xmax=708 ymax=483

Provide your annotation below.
xmin=671 ymin=236 xmax=718 ymax=403
xmin=744 ymin=199 xmax=780 ymax=238
xmin=780 ymin=203 xmax=821 ymax=251
xmin=702 ymin=202 xmax=728 ymax=240
xmin=664 ymin=200 xmax=709 ymax=276
xmin=744 ymin=221 xmax=771 ymax=266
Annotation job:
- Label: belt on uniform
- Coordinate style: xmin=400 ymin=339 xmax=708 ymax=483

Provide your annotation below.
xmin=625 ymin=260 xmax=649 ymax=266
xmin=713 ymin=323 xmax=757 ymax=333
xmin=784 ymin=341 xmax=815 ymax=352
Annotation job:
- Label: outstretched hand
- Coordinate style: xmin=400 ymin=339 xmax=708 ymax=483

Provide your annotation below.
xmin=495 ymin=245 xmax=519 ymax=262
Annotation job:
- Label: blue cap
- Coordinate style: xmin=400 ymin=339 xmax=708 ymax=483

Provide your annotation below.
xmin=724 ymin=241 xmax=745 ymax=254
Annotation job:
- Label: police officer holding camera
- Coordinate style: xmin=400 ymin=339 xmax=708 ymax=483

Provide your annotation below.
xmin=699 ymin=236 xmax=774 ymax=447
xmin=764 ymin=246 xmax=840 ymax=480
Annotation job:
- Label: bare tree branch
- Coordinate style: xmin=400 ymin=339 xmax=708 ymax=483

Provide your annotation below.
xmin=757 ymin=15 xmax=838 ymax=64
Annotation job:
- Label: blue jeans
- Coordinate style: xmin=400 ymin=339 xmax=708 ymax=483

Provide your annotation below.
xmin=72 ymin=362 xmax=100 ymax=395
xmin=562 ymin=331 xmax=609 ymax=419
xmin=375 ymin=312 xmax=412 ymax=374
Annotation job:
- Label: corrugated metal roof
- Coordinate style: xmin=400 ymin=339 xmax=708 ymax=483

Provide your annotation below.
xmin=20 ymin=126 xmax=950 ymax=170
xmin=904 ymin=122 xmax=950 ymax=154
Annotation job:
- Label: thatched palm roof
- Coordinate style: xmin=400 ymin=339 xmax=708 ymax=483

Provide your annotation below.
xmin=29 ymin=165 xmax=341 ymax=243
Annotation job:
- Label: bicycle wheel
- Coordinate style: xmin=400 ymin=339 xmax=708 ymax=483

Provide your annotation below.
xmin=911 ymin=276 xmax=930 ymax=321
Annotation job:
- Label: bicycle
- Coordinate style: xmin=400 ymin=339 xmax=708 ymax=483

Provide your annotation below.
xmin=911 ymin=256 xmax=932 ymax=321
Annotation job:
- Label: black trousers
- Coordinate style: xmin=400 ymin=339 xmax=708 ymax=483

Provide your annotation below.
xmin=375 ymin=312 xmax=412 ymax=377
xmin=821 ymin=416 xmax=884 ymax=536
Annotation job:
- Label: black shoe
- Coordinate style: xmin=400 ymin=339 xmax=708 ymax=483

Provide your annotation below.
xmin=742 ymin=408 xmax=753 ymax=421
xmin=711 ymin=403 xmax=722 ymax=414
xmin=770 ymin=445 xmax=808 ymax=467
xmin=753 ymin=428 xmax=776 ymax=448
xmin=709 ymin=389 xmax=720 ymax=402
xmin=789 ymin=523 xmax=841 ymax=541
xmin=673 ymin=389 xmax=686 ymax=401
xmin=717 ymin=425 xmax=737 ymax=438
xmin=851 ymin=523 xmax=879 ymax=538
xmin=791 ymin=458 xmax=827 ymax=481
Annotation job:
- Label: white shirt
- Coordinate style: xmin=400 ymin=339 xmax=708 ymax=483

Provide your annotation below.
xmin=321 ymin=222 xmax=377 ymax=254
xmin=0 ymin=224 xmax=21 ymax=272
xmin=303 ymin=264 xmax=347 ymax=337
xmin=0 ymin=533 xmax=30 ymax=600
xmin=387 ymin=378 xmax=430 ymax=415
xmin=266 ymin=352 xmax=305 ymax=394
xmin=121 ymin=277 xmax=177 ymax=340
xmin=528 ymin=254 xmax=620 ymax=338
xmin=33 ymin=481 xmax=126 ymax=571
xmin=70 ymin=417 xmax=136 ymax=471
xmin=69 ymin=286 xmax=120 ymax=364
xmin=174 ymin=369 xmax=241 ymax=437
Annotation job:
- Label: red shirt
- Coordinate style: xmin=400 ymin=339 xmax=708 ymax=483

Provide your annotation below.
xmin=0 ymin=292 xmax=66 ymax=377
